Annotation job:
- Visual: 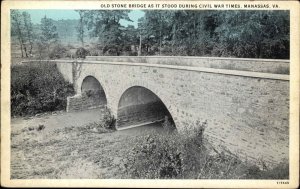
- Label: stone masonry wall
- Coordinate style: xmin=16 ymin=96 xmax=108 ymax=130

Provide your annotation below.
xmin=54 ymin=59 xmax=288 ymax=167
xmin=67 ymin=94 xmax=103 ymax=112
xmin=56 ymin=62 xmax=73 ymax=84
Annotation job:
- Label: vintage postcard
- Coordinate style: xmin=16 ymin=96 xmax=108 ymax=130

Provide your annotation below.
xmin=1 ymin=0 xmax=299 ymax=188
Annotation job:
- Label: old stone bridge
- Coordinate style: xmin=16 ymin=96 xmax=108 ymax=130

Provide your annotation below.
xmin=40 ymin=56 xmax=290 ymax=165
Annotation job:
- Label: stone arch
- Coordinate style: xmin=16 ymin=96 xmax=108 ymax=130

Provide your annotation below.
xmin=116 ymin=85 xmax=176 ymax=130
xmin=80 ymin=75 xmax=107 ymax=109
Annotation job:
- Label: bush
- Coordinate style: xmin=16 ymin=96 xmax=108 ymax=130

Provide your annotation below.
xmin=11 ymin=62 xmax=75 ymax=116
xmin=124 ymin=132 xmax=184 ymax=179
xmin=123 ymin=120 xmax=289 ymax=179
xmin=83 ymin=122 xmax=112 ymax=134
xmin=162 ymin=116 xmax=176 ymax=132
xmin=101 ymin=107 xmax=116 ymax=130
xmin=49 ymin=44 xmax=68 ymax=59
xmin=244 ymin=161 xmax=289 ymax=179
xmin=123 ymin=121 xmax=206 ymax=179
xmin=81 ymin=108 xmax=115 ymax=132
xmin=88 ymin=45 xmax=102 ymax=56
xmin=82 ymin=89 xmax=96 ymax=98
xmin=75 ymin=47 xmax=90 ymax=59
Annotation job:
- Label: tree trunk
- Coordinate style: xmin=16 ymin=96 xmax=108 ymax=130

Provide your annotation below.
xmin=172 ymin=23 xmax=176 ymax=54
xmin=18 ymin=37 xmax=24 ymax=58
xmin=47 ymin=44 xmax=50 ymax=58
xmin=138 ymin=34 xmax=142 ymax=56
xmin=159 ymin=30 xmax=162 ymax=55
xmin=16 ymin=23 xmax=28 ymax=58
xmin=159 ymin=14 xmax=162 ymax=55
xmin=22 ymin=42 xmax=28 ymax=58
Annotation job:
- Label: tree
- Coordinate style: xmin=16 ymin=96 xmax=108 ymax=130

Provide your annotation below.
xmin=214 ymin=10 xmax=289 ymax=59
xmin=137 ymin=10 xmax=289 ymax=58
xmin=122 ymin=25 xmax=139 ymax=55
xmin=11 ymin=10 xmax=28 ymax=57
xmin=81 ymin=10 xmax=132 ymax=55
xmin=40 ymin=16 xmax=59 ymax=56
xmin=22 ymin=11 xmax=34 ymax=55
xmin=76 ymin=10 xmax=86 ymax=47
xmin=138 ymin=11 xmax=171 ymax=55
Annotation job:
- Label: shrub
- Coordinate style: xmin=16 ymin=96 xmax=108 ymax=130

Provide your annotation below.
xmin=123 ymin=119 xmax=289 ymax=179
xmin=49 ymin=44 xmax=68 ymax=59
xmin=244 ymin=161 xmax=289 ymax=179
xmin=124 ymin=132 xmax=183 ymax=179
xmin=11 ymin=62 xmax=75 ymax=116
xmin=83 ymin=122 xmax=111 ymax=134
xmin=37 ymin=124 xmax=45 ymax=131
xmin=82 ymin=89 xmax=96 ymax=98
xmin=162 ymin=116 xmax=176 ymax=132
xmin=88 ymin=45 xmax=102 ymax=56
xmin=81 ymin=108 xmax=116 ymax=132
xmin=101 ymin=107 xmax=116 ymax=130
xmin=123 ymin=121 xmax=206 ymax=179
xmin=262 ymin=162 xmax=289 ymax=179
xmin=75 ymin=47 xmax=90 ymax=59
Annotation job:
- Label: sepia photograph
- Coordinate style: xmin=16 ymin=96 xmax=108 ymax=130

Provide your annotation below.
xmin=1 ymin=0 xmax=299 ymax=188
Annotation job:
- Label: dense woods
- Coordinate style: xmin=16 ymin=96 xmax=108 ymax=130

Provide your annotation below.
xmin=11 ymin=10 xmax=289 ymax=59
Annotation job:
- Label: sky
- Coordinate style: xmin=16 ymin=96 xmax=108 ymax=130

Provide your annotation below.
xmin=23 ymin=9 xmax=145 ymax=28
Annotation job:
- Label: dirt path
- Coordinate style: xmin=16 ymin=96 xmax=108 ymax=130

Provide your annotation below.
xmin=11 ymin=109 xmax=165 ymax=179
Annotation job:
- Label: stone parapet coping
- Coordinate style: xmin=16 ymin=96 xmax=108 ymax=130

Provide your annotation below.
xmin=86 ymin=56 xmax=290 ymax=63
xmin=22 ymin=60 xmax=290 ymax=81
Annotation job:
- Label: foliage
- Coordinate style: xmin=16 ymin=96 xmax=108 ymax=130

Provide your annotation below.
xmin=11 ymin=62 xmax=75 ymax=116
xmin=75 ymin=47 xmax=90 ymax=58
xmin=12 ymin=10 xmax=289 ymax=59
xmin=162 ymin=116 xmax=176 ymax=132
xmin=75 ymin=10 xmax=86 ymax=46
xmin=82 ymin=107 xmax=116 ymax=131
xmin=11 ymin=10 xmax=34 ymax=58
xmin=137 ymin=10 xmax=289 ymax=59
xmin=84 ymin=122 xmax=112 ymax=134
xmin=124 ymin=132 xmax=184 ymax=179
xmin=123 ymin=121 xmax=206 ymax=179
xmin=100 ymin=107 xmax=116 ymax=130
xmin=261 ymin=162 xmax=289 ymax=179
xmin=49 ymin=44 xmax=68 ymax=59
xmin=40 ymin=16 xmax=59 ymax=55
xmin=78 ymin=10 xmax=133 ymax=55
xmin=37 ymin=124 xmax=46 ymax=131
xmin=22 ymin=11 xmax=34 ymax=55
xmin=123 ymin=120 xmax=289 ymax=179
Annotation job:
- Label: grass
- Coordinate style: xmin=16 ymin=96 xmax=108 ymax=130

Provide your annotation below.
xmin=122 ymin=120 xmax=289 ymax=179
xmin=11 ymin=117 xmax=289 ymax=179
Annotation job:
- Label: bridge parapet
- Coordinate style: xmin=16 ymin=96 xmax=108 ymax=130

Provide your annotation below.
xmin=86 ymin=56 xmax=289 ymax=74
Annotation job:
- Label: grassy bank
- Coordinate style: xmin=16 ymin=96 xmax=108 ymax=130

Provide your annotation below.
xmin=123 ymin=121 xmax=289 ymax=179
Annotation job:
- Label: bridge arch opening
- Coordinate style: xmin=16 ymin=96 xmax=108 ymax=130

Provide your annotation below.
xmin=81 ymin=76 xmax=107 ymax=108
xmin=116 ymin=86 xmax=175 ymax=130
